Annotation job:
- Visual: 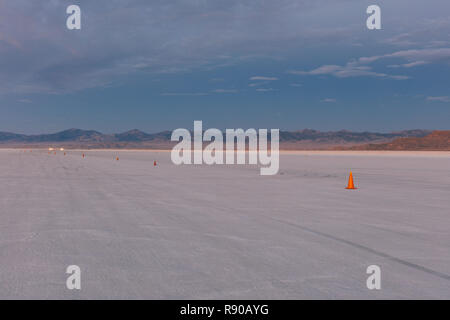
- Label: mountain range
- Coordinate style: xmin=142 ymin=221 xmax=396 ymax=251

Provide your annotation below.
xmin=0 ymin=128 xmax=436 ymax=150
xmin=346 ymin=130 xmax=450 ymax=151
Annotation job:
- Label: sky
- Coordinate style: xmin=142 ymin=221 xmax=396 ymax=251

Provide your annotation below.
xmin=0 ymin=0 xmax=449 ymax=134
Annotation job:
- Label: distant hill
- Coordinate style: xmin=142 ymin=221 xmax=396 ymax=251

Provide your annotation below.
xmin=0 ymin=128 xmax=434 ymax=150
xmin=346 ymin=131 xmax=450 ymax=151
xmin=277 ymin=129 xmax=431 ymax=149
xmin=113 ymin=129 xmax=154 ymax=142
xmin=0 ymin=128 xmax=176 ymax=149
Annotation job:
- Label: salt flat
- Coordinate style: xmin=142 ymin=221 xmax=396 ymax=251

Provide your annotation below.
xmin=0 ymin=149 xmax=449 ymax=299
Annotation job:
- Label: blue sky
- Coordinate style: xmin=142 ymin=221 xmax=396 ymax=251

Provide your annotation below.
xmin=1 ymin=0 xmax=449 ymax=134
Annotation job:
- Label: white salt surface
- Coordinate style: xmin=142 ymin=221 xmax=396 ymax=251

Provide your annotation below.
xmin=0 ymin=149 xmax=449 ymax=299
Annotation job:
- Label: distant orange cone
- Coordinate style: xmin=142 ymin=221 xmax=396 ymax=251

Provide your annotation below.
xmin=346 ymin=171 xmax=357 ymax=189
xmin=116 ymin=157 xmax=119 ymax=161
xmin=64 ymin=152 xmax=66 ymax=156
xmin=154 ymin=160 xmax=157 ymax=166
xmin=54 ymin=152 xmax=56 ymax=155
xmin=82 ymin=153 xmax=85 ymax=158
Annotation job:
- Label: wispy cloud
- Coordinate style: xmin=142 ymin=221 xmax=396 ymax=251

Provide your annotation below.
xmin=161 ymin=92 xmax=208 ymax=96
xmin=427 ymin=96 xmax=450 ymax=102
xmin=289 ymin=64 xmax=409 ymax=80
xmin=289 ymin=47 xmax=450 ymax=81
xmin=250 ymin=76 xmax=279 ymax=81
xmin=382 ymin=33 xmax=418 ymax=47
xmin=321 ymin=98 xmax=336 ymax=103
xmin=0 ymin=0 xmax=352 ymax=94
xmin=2 ymin=1 xmax=450 ymax=96
xmin=358 ymin=48 xmax=450 ymax=66
xmin=212 ymin=89 xmax=238 ymax=93
xmin=249 ymin=82 xmax=267 ymax=87
xmin=256 ymin=88 xmax=274 ymax=92
xmin=388 ymin=61 xmax=429 ymax=68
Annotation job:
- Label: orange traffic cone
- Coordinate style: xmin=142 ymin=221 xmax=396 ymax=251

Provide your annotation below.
xmin=82 ymin=153 xmax=85 ymax=158
xmin=116 ymin=157 xmax=119 ymax=161
xmin=64 ymin=152 xmax=66 ymax=156
xmin=154 ymin=160 xmax=157 ymax=166
xmin=54 ymin=152 xmax=56 ymax=155
xmin=346 ymin=171 xmax=357 ymax=189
